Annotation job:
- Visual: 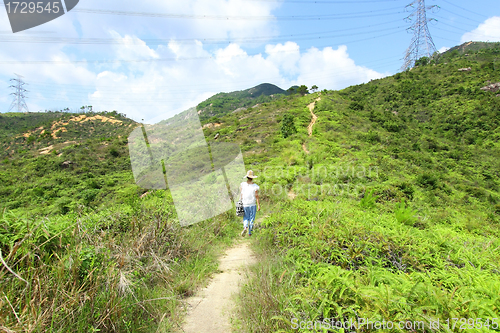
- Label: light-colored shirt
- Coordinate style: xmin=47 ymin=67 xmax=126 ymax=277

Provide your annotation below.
xmin=240 ymin=182 xmax=259 ymax=207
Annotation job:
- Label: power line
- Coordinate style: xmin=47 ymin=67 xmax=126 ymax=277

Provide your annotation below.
xmin=0 ymin=25 xmax=404 ymax=47
xmin=8 ymin=73 xmax=29 ymax=113
xmin=401 ymin=0 xmax=437 ymax=70
xmin=432 ymin=14 xmax=481 ymax=28
xmin=218 ymin=0 xmax=404 ymax=3
xmin=438 ymin=8 xmax=485 ymax=25
xmin=440 ymin=0 xmax=486 ymax=19
xmin=72 ymin=7 xmax=402 ymax=21
xmin=0 ymin=19 xmax=404 ymax=46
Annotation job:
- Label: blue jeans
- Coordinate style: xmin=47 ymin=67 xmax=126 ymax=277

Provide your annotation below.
xmin=243 ymin=205 xmax=257 ymax=234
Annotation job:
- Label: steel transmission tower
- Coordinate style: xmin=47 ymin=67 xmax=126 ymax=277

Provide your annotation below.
xmin=8 ymin=73 xmax=29 ymax=112
xmin=401 ymin=0 xmax=437 ymax=71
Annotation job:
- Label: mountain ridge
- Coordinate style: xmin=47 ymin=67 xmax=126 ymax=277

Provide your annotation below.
xmin=196 ymin=82 xmax=286 ymax=122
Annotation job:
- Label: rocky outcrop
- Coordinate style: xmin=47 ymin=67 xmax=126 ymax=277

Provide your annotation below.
xmin=61 ymin=161 xmax=74 ymax=168
xmin=480 ymin=82 xmax=500 ymax=93
xmin=202 ymin=122 xmax=222 ymax=129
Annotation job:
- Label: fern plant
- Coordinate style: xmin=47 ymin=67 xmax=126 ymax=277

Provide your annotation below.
xmin=394 ymin=198 xmax=417 ymax=225
xmin=360 ymin=189 xmax=378 ymax=209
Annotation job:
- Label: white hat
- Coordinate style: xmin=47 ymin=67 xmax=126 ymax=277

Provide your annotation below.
xmin=244 ymin=170 xmax=258 ymax=178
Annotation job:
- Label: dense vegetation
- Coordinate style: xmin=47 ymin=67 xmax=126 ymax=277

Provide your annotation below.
xmin=201 ymin=43 xmax=500 ymax=332
xmin=1 ymin=41 xmax=499 ymax=332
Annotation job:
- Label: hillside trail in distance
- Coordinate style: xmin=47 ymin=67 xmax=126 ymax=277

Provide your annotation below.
xmin=178 ymin=221 xmax=259 ymax=333
xmin=303 ymin=96 xmax=321 ymax=154
xmin=307 ymin=96 xmax=321 ymax=137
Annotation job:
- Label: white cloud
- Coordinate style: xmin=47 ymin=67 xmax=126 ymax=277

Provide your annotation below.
xmin=188 ymin=0 xmax=281 ymax=39
xmin=87 ymin=40 xmax=388 ymax=123
xmin=438 ymin=46 xmax=450 ymax=53
xmin=295 ymin=45 xmax=388 ymax=90
xmin=461 ymin=16 xmax=500 ymax=43
xmin=108 ymin=31 xmax=160 ymax=61
xmin=265 ymin=42 xmax=301 ymax=76
xmin=65 ymin=0 xmax=281 ymax=42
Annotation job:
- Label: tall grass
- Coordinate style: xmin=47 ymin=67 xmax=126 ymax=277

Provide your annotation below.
xmin=0 ymin=191 xmax=239 ymax=332
xmin=236 ymin=228 xmax=297 ymax=333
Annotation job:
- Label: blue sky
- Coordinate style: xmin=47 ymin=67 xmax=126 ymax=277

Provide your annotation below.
xmin=0 ymin=0 xmax=499 ymax=123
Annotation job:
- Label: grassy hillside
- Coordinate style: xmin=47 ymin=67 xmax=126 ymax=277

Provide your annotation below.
xmin=0 ymin=111 xmax=241 ymax=332
xmin=196 ymin=83 xmax=286 ymax=122
xmin=0 ymin=111 xmax=138 ymax=215
xmin=442 ymin=41 xmax=500 ymax=57
xmin=198 ymin=43 xmax=500 ymax=332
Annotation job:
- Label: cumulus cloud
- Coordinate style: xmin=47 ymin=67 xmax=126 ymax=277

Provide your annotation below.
xmin=60 ymin=0 xmax=281 ymax=41
xmin=265 ymin=42 xmax=301 ymax=76
xmin=461 ymin=16 xmax=500 ymax=43
xmin=295 ymin=45 xmax=387 ymax=90
xmin=438 ymin=46 xmax=450 ymax=53
xmin=88 ymin=40 xmax=388 ymax=123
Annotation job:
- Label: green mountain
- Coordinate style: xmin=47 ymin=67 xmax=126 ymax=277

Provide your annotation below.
xmin=196 ymin=82 xmax=286 ymax=122
xmin=1 ymin=42 xmax=500 ymax=332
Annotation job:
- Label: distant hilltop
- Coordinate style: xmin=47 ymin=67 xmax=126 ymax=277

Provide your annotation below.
xmin=443 ymin=41 xmax=500 ymax=56
xmin=196 ymin=83 xmax=286 ymax=122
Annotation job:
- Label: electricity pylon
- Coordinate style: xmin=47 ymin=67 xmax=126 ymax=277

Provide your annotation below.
xmin=401 ymin=0 xmax=437 ymax=71
xmin=8 ymin=73 xmax=29 ymax=112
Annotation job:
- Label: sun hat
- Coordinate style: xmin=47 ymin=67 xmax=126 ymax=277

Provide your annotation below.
xmin=244 ymin=170 xmax=258 ymax=179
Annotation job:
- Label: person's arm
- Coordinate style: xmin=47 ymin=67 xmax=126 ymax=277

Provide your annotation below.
xmin=239 ymin=185 xmax=242 ymax=201
xmin=255 ymin=190 xmax=260 ymax=211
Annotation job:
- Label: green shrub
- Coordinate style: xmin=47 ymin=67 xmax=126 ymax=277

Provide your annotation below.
xmin=86 ymin=178 xmax=101 ymax=189
xmin=55 ymin=197 xmax=72 ymax=214
xmin=417 ymin=173 xmax=438 ymax=189
xmin=394 ymin=198 xmax=417 ymax=225
xmin=397 ymin=181 xmax=415 ymax=199
xmin=105 ymin=178 xmax=116 ymax=187
xmin=415 ymin=56 xmax=430 ymax=66
xmin=369 ymin=130 xmax=381 ymax=143
xmin=348 ymin=101 xmax=364 ymax=111
xmin=81 ymin=189 xmax=99 ymax=205
xmin=360 ymin=189 xmax=378 ymax=209
xmin=280 ymin=114 xmax=297 ymax=139
xmin=383 ymin=121 xmax=402 ymax=132
xmin=109 ymin=147 xmax=119 ymax=157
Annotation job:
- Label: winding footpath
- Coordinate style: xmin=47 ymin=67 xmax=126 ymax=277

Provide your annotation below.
xmin=179 ymin=240 xmax=256 ymax=333
xmin=303 ymin=96 xmax=321 ymax=154
xmin=307 ymin=97 xmax=320 ymax=137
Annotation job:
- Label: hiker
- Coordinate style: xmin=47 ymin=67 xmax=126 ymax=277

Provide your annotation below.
xmin=239 ymin=170 xmax=260 ymax=236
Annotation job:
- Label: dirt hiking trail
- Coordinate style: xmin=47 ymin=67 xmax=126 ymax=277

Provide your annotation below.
xmin=179 ymin=240 xmax=256 ymax=333
xmin=307 ymin=96 xmax=321 ymax=137
xmin=303 ymin=96 xmax=321 ymax=154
